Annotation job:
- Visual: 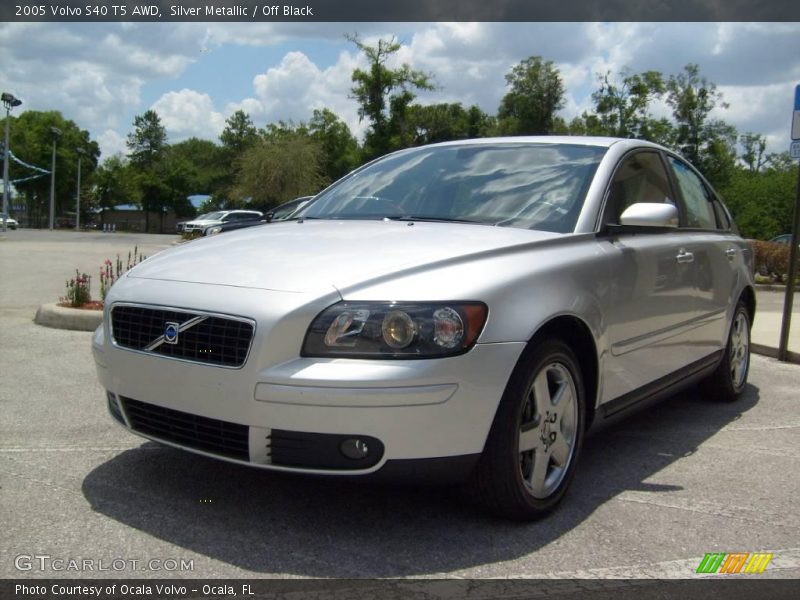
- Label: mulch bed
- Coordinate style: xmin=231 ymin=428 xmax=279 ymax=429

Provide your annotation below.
xmin=57 ymin=301 xmax=104 ymax=310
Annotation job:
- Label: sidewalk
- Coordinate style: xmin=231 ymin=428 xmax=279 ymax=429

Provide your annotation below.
xmin=753 ymin=287 xmax=800 ymax=362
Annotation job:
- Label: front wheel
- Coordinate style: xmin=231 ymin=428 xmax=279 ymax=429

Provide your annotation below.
xmin=701 ymin=301 xmax=751 ymax=402
xmin=468 ymin=339 xmax=586 ymax=520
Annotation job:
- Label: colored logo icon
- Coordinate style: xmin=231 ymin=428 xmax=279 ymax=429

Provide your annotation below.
xmin=164 ymin=322 xmax=180 ymax=345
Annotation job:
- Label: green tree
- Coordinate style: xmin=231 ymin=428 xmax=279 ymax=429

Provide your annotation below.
xmin=562 ymin=112 xmax=608 ymax=136
xmin=234 ymin=129 xmax=326 ymax=210
xmin=406 ymin=103 xmax=495 ymax=145
xmin=497 ymin=56 xmax=565 ymax=135
xmin=211 ymin=110 xmax=261 ymax=207
xmin=591 ymin=69 xmax=666 ymax=139
xmin=698 ymin=119 xmax=738 ymax=189
xmin=159 ymin=152 xmax=198 ymax=219
xmin=347 ymin=34 xmax=434 ymax=158
xmin=3 ymin=110 xmax=99 ymax=227
xmin=308 ymin=108 xmax=360 ymax=180
xmin=91 ymin=154 xmax=139 ymax=211
xmin=739 ymin=132 xmax=768 ymax=173
xmin=220 ymin=110 xmax=258 ymax=156
xmin=126 ymin=110 xmax=168 ymax=231
xmin=169 ymin=137 xmax=226 ymax=201
xmin=666 ymin=64 xmax=728 ymax=165
xmin=126 ymin=110 xmax=167 ymax=170
xmin=720 ymin=158 xmax=798 ymax=240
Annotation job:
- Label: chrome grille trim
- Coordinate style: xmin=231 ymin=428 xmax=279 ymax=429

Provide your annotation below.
xmin=109 ymin=302 xmax=256 ymax=369
xmin=144 ymin=315 xmax=209 ymax=351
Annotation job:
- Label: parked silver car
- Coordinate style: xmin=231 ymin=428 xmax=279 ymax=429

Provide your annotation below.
xmin=93 ymin=137 xmax=755 ymax=519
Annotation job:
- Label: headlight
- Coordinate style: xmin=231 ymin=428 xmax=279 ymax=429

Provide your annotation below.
xmin=302 ymin=301 xmax=488 ymax=359
xmin=206 ymin=226 xmax=222 ymax=236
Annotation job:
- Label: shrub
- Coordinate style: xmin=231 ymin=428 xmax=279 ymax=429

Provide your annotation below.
xmin=751 ymin=240 xmax=791 ymax=283
xmin=63 ymin=270 xmax=91 ymax=307
xmin=181 ymin=230 xmax=203 ymax=241
xmin=99 ymin=246 xmax=146 ymax=301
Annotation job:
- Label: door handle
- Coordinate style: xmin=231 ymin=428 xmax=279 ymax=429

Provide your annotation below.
xmin=676 ymin=249 xmax=694 ymax=264
xmin=726 ymin=248 xmax=737 ymax=261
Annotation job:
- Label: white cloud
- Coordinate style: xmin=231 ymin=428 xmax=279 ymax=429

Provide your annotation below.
xmin=151 ymin=89 xmax=226 ymax=142
xmin=230 ymin=49 xmax=364 ymax=136
xmin=0 ymin=22 xmax=206 ymax=156
xmin=96 ymin=129 xmax=127 ymax=159
xmin=3 ymin=21 xmax=799 ymax=160
xmin=715 ymin=82 xmax=797 ymax=150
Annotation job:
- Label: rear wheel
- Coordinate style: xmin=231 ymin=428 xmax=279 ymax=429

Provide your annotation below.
xmin=701 ymin=301 xmax=751 ymax=402
xmin=469 ymin=339 xmax=586 ymax=520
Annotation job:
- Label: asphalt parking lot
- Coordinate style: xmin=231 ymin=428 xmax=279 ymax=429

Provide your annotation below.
xmin=1 ymin=230 xmax=799 ymax=581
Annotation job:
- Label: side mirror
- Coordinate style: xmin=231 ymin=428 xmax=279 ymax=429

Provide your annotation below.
xmin=619 ymin=203 xmax=679 ymax=228
xmin=265 ymin=212 xmax=275 ymax=223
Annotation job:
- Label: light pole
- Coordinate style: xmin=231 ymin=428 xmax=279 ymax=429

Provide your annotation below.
xmin=49 ymin=126 xmax=61 ymax=230
xmin=2 ymin=92 xmax=22 ymax=232
xmin=75 ymin=148 xmax=87 ymax=231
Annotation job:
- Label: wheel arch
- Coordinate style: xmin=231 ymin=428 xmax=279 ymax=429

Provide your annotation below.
xmin=738 ymin=285 xmax=756 ymax=326
xmin=527 ymin=315 xmax=600 ymax=431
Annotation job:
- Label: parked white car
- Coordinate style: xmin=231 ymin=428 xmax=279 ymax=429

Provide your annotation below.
xmin=94 ymin=137 xmax=755 ymax=519
xmin=1 ymin=213 xmax=19 ymax=229
xmin=182 ymin=210 xmax=263 ymax=233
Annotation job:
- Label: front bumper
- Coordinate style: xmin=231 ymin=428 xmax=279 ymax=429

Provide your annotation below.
xmin=93 ymin=305 xmax=524 ymax=478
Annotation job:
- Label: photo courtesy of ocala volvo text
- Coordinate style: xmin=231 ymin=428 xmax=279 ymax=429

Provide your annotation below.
xmin=93 ymin=136 xmax=755 ymax=520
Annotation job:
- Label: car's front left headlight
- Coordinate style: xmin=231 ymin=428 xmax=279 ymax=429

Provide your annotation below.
xmin=302 ymin=301 xmax=488 ymax=359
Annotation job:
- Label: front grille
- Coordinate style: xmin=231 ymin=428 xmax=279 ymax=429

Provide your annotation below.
xmin=111 ymin=305 xmax=254 ymax=368
xmin=121 ymin=397 xmax=249 ymax=461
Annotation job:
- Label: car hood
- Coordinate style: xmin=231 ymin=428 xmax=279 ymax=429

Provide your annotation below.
xmin=128 ymin=220 xmax=560 ymax=293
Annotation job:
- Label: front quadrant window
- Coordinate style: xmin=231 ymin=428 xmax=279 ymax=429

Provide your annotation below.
xmin=604 ymin=151 xmax=674 ymax=225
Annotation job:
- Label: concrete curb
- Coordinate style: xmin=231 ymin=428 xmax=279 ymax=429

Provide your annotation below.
xmin=34 ymin=303 xmax=102 ymax=332
xmin=754 ymin=284 xmax=800 ymax=292
xmin=751 ymin=342 xmax=800 ymax=364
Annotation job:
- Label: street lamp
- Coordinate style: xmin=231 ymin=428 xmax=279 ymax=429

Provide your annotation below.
xmin=2 ymin=92 xmax=22 ymax=232
xmin=49 ymin=126 xmax=61 ymax=230
xmin=75 ymin=148 xmax=87 ymax=231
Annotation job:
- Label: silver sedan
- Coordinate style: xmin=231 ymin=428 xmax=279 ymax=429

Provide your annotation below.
xmin=93 ymin=137 xmax=755 ymax=520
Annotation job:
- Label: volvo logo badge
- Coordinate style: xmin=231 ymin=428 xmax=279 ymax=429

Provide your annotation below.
xmin=164 ymin=321 xmax=180 ymax=345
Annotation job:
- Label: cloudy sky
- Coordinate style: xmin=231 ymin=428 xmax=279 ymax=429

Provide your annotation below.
xmin=2 ymin=22 xmax=799 ymax=161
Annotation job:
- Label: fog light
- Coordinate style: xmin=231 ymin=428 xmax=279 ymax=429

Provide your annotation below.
xmin=340 ymin=438 xmax=370 ymax=460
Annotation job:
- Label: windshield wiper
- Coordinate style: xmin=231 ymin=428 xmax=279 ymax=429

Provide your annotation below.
xmin=381 ymin=215 xmax=480 ymax=224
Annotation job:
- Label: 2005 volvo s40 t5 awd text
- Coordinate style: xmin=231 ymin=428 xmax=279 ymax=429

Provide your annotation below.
xmin=93 ymin=137 xmax=754 ymax=520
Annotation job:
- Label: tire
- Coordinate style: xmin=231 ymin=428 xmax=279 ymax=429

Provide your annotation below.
xmin=701 ymin=301 xmax=751 ymax=402
xmin=468 ymin=338 xmax=586 ymax=520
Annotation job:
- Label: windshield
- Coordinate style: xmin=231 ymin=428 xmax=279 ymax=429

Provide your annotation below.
xmin=201 ymin=212 xmax=225 ymax=221
xmin=300 ymin=143 xmax=605 ymax=233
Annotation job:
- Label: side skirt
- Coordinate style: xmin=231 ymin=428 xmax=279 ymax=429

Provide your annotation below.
xmin=594 ymin=350 xmax=724 ymax=429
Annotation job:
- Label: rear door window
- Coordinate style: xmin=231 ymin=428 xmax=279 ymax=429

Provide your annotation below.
xmin=667 ymin=157 xmax=717 ymax=230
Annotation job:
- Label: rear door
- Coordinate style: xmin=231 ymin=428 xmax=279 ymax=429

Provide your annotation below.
xmin=666 ymin=155 xmax=742 ymax=353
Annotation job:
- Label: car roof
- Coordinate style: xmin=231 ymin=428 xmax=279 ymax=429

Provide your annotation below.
xmin=416 ymin=135 xmax=658 ymax=150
